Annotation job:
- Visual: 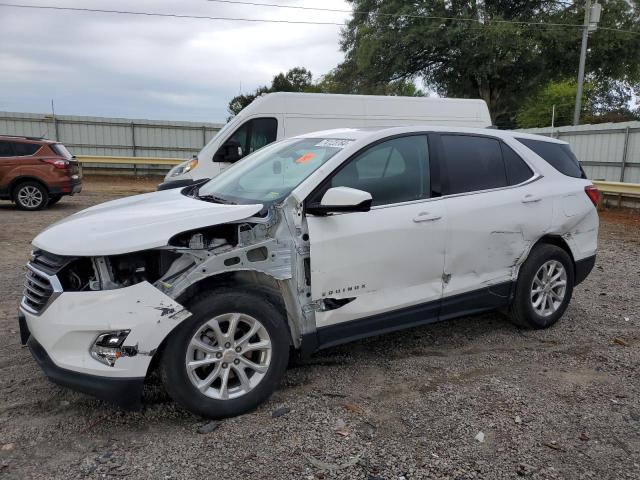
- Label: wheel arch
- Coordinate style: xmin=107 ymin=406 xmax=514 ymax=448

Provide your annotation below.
xmin=533 ymin=235 xmax=575 ymax=264
xmin=147 ymin=270 xmax=297 ymax=380
xmin=9 ymin=176 xmax=49 ymax=196
xmin=521 ymin=235 xmax=577 ymax=283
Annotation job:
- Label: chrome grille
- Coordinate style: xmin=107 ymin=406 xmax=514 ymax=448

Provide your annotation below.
xmin=21 ymin=264 xmax=62 ymax=315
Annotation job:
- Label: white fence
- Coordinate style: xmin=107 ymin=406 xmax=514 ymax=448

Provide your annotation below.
xmin=517 ymin=121 xmax=640 ymax=184
xmin=0 ymin=111 xmax=223 ymax=159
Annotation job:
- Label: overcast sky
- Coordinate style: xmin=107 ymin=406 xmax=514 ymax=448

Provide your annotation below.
xmin=0 ymin=0 xmax=351 ymax=123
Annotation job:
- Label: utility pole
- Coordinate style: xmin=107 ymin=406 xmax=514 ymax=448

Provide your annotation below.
xmin=573 ymin=0 xmax=601 ymax=125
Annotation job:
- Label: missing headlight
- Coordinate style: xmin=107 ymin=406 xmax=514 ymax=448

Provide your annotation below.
xmin=90 ymin=330 xmax=133 ymax=366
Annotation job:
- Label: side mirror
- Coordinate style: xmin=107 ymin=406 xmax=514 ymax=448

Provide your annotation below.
xmin=214 ymin=140 xmax=243 ymax=163
xmin=306 ymin=187 xmax=373 ymax=216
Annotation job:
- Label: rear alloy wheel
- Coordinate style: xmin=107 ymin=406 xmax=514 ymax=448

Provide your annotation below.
xmin=530 ymin=260 xmax=568 ymax=318
xmin=160 ymin=289 xmax=289 ymax=418
xmin=509 ymin=243 xmax=574 ymax=329
xmin=13 ymin=181 xmax=49 ymax=210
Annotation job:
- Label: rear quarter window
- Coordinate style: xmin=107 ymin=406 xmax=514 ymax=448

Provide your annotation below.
xmin=516 ymin=138 xmax=585 ymax=179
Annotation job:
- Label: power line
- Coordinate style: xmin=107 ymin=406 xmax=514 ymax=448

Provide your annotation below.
xmin=204 ymin=0 xmax=640 ymax=35
xmin=0 ymin=2 xmax=638 ymax=35
xmin=0 ymin=2 xmax=344 ymax=25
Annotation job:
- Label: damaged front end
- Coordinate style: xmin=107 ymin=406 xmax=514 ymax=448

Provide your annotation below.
xmin=20 ymin=201 xmax=312 ymax=381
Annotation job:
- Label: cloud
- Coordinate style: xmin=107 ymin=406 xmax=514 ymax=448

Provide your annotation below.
xmin=0 ymin=0 xmax=349 ymax=122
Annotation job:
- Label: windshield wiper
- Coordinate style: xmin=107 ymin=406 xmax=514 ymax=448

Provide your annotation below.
xmin=197 ymin=194 xmax=236 ymax=205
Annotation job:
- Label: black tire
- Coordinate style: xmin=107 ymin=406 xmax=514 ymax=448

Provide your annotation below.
xmin=48 ymin=195 xmax=63 ymax=206
xmin=160 ymin=289 xmax=290 ymax=418
xmin=509 ymin=243 xmax=575 ymax=329
xmin=13 ymin=181 xmax=49 ymax=210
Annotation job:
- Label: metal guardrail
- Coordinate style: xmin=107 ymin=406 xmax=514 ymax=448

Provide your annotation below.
xmin=592 ymin=180 xmax=640 ymax=197
xmin=76 ymin=155 xmax=183 ymax=166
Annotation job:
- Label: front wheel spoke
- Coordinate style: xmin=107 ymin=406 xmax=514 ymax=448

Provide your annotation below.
xmin=219 ymin=368 xmax=231 ymax=399
xmin=243 ymin=339 xmax=271 ymax=353
xmin=197 ymin=364 xmax=221 ymax=392
xmin=192 ymin=338 xmax=222 ymax=355
xmin=551 ymin=279 xmax=567 ymax=289
xmin=545 ymin=294 xmax=553 ymax=312
xmin=187 ymin=357 xmax=220 ymax=370
xmin=532 ymin=294 xmax=544 ymax=308
xmin=549 ymin=289 xmax=563 ymax=301
xmin=233 ymin=365 xmax=251 ymax=392
xmin=227 ymin=313 xmax=241 ymax=339
xmin=531 ymin=287 xmax=543 ymax=296
xmin=206 ymin=320 xmax=226 ymax=343
xmin=239 ymin=356 xmax=268 ymax=374
xmin=236 ymin=322 xmax=261 ymax=347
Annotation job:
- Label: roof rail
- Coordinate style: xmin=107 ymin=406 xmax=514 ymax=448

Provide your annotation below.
xmin=0 ymin=134 xmax=47 ymax=141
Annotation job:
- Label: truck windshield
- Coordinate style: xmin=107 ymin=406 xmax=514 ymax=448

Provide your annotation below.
xmin=197 ymin=137 xmax=352 ymax=204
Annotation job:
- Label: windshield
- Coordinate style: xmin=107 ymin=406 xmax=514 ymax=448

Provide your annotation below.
xmin=197 ymin=137 xmax=353 ymax=204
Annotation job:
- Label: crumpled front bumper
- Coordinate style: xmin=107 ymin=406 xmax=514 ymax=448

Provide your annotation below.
xmin=19 ymin=281 xmax=190 ymax=407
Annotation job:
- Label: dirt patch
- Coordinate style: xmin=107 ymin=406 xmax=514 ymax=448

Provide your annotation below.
xmin=1 ymin=182 xmax=639 ymax=479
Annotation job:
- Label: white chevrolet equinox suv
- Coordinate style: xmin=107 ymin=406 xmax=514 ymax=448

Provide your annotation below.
xmin=19 ymin=126 xmax=599 ymax=418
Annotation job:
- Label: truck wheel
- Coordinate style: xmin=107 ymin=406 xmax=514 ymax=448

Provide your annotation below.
xmin=13 ymin=181 xmax=49 ymax=210
xmin=509 ymin=244 xmax=574 ymax=329
xmin=160 ymin=289 xmax=290 ymax=418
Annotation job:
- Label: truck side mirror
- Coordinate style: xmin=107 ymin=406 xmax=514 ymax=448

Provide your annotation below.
xmin=214 ymin=140 xmax=243 ymax=163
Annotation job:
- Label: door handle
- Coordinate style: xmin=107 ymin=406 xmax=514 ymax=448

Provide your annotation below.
xmin=521 ymin=194 xmax=542 ymax=203
xmin=413 ymin=211 xmax=442 ymax=222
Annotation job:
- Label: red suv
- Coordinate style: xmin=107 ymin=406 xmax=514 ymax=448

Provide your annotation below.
xmin=0 ymin=136 xmax=82 ymax=210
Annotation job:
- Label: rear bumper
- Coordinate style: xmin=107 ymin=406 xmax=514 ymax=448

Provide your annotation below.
xmin=575 ymin=254 xmax=596 ymax=286
xmin=49 ymin=179 xmax=82 ymax=196
xmin=20 ymin=312 xmax=144 ymax=410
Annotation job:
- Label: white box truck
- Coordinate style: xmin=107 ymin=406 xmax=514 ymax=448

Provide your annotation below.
xmin=158 ymin=92 xmax=492 ymax=190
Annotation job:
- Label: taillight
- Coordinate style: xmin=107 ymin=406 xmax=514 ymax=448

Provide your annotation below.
xmin=584 ymin=185 xmax=600 ymax=207
xmin=42 ymin=158 xmax=68 ymax=169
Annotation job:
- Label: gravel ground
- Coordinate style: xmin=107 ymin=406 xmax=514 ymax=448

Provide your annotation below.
xmin=1 ymin=178 xmax=639 ymax=480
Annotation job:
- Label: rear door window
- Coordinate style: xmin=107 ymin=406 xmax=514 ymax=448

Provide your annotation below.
xmin=13 ymin=142 xmax=41 ymax=156
xmin=0 ymin=141 xmax=14 ymax=157
xmin=441 ymin=135 xmax=507 ymax=194
xmin=515 ymin=138 xmax=585 ymax=178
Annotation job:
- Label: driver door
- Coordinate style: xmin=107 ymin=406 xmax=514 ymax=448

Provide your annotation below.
xmin=305 ymin=134 xmax=446 ymax=344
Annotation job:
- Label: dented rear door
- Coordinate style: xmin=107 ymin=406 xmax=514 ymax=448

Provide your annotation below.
xmin=436 ymin=133 xmax=552 ymax=300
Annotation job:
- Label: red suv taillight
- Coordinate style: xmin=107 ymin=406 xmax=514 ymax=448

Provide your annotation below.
xmin=41 ymin=158 xmax=68 ymax=169
xmin=584 ymin=185 xmax=600 ymax=207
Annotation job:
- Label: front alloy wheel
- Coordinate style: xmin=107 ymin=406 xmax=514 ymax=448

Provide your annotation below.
xmin=160 ymin=289 xmax=289 ymax=418
xmin=185 ymin=313 xmax=272 ymax=400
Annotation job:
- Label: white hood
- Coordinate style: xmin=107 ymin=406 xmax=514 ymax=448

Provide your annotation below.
xmin=33 ymin=188 xmax=263 ymax=256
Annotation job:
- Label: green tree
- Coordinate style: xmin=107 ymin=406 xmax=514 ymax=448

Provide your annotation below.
xmin=335 ymin=0 xmax=640 ymax=127
xmin=227 ymin=68 xmax=315 ymax=118
xmin=228 ymin=65 xmax=425 ymax=118
xmin=516 ymin=80 xmax=590 ymax=128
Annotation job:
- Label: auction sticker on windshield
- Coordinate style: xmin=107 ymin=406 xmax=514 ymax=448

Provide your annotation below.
xmin=314 ymin=139 xmax=354 ymax=148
